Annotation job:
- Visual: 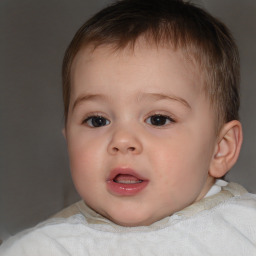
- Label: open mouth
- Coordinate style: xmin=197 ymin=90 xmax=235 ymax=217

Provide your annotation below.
xmin=107 ymin=168 xmax=148 ymax=196
xmin=113 ymin=174 xmax=143 ymax=184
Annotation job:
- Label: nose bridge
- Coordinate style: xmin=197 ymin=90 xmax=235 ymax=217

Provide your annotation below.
xmin=107 ymin=123 xmax=143 ymax=155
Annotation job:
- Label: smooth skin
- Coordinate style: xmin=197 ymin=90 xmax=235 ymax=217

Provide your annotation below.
xmin=64 ymin=41 xmax=242 ymax=226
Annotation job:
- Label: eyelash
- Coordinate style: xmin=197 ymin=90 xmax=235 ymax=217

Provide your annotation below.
xmin=145 ymin=113 xmax=176 ymax=127
xmin=83 ymin=114 xmax=110 ymax=128
xmin=82 ymin=113 xmax=176 ymax=128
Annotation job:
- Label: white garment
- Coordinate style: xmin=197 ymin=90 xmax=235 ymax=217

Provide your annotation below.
xmin=1 ymin=182 xmax=256 ymax=256
xmin=204 ymin=179 xmax=228 ymax=198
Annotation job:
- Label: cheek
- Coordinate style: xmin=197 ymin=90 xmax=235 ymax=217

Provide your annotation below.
xmin=67 ymin=134 xmax=104 ymax=179
xmin=68 ymin=141 xmax=104 ymax=201
xmin=149 ymin=129 xmax=214 ymax=182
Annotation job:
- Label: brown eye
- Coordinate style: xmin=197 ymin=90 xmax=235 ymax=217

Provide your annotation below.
xmin=146 ymin=114 xmax=174 ymax=126
xmin=84 ymin=116 xmax=110 ymax=127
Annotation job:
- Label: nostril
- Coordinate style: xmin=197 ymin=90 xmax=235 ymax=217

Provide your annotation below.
xmin=112 ymin=146 xmax=136 ymax=153
xmin=113 ymin=147 xmax=119 ymax=152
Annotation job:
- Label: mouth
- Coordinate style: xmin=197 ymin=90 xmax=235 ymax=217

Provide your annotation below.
xmin=113 ymin=174 xmax=143 ymax=184
xmin=106 ymin=168 xmax=148 ymax=196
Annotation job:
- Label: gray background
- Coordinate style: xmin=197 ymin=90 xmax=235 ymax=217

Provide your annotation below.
xmin=1 ymin=0 xmax=255 ymax=240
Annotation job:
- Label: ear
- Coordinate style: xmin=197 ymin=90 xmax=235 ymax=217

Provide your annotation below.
xmin=209 ymin=120 xmax=243 ymax=178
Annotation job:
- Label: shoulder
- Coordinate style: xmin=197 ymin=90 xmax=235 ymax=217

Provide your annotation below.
xmin=187 ymin=182 xmax=256 ymax=226
xmin=183 ymin=190 xmax=256 ymax=243
xmin=0 ymin=202 xmax=88 ymax=256
xmin=210 ymin=182 xmax=256 ymax=220
xmin=211 ymin=192 xmax=256 ymax=223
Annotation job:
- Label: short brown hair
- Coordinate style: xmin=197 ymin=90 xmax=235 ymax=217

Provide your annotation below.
xmin=62 ymin=0 xmax=240 ymax=130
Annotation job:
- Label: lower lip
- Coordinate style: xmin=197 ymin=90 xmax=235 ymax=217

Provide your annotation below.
xmin=106 ymin=180 xmax=149 ymax=196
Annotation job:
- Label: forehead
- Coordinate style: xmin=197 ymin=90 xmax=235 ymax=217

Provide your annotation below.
xmin=70 ymin=45 xmax=206 ymax=112
xmin=70 ymin=42 xmax=203 ymax=97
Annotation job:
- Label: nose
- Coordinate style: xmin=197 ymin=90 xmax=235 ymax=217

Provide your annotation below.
xmin=107 ymin=128 xmax=143 ymax=155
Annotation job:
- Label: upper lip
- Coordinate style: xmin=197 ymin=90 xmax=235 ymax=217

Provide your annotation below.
xmin=107 ymin=167 xmax=148 ymax=182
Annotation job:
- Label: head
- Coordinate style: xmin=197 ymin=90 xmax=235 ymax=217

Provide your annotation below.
xmin=63 ymin=0 xmax=240 ymax=130
xmin=62 ymin=0 xmax=242 ymax=226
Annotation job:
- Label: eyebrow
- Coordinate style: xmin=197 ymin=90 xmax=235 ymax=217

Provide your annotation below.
xmin=72 ymin=92 xmax=191 ymax=112
xmin=139 ymin=93 xmax=191 ymax=109
xmin=72 ymin=94 xmax=106 ymax=112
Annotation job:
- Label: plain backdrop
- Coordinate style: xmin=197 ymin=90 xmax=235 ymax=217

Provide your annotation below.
xmin=1 ymin=0 xmax=256 ymax=240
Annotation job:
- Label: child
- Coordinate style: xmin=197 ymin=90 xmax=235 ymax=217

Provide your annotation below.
xmin=1 ymin=0 xmax=256 ymax=255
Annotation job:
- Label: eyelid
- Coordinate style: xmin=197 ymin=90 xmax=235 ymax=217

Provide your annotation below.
xmin=144 ymin=111 xmax=176 ymax=122
xmin=145 ymin=115 xmax=174 ymax=124
xmin=144 ymin=112 xmax=177 ymax=128
xmin=82 ymin=112 xmax=111 ymax=126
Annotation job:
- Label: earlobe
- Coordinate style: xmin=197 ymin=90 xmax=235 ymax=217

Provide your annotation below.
xmin=209 ymin=120 xmax=243 ymax=178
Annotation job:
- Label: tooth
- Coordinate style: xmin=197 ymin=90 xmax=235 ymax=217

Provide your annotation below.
xmin=115 ymin=180 xmax=142 ymax=184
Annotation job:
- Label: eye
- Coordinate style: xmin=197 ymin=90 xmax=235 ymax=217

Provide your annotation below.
xmin=145 ymin=114 xmax=175 ymax=126
xmin=83 ymin=116 xmax=110 ymax=128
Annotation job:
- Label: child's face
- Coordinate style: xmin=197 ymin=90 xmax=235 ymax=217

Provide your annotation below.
xmin=65 ymin=42 xmax=218 ymax=226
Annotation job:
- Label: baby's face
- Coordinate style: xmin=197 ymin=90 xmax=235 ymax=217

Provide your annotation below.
xmin=65 ymin=43 xmax=218 ymax=226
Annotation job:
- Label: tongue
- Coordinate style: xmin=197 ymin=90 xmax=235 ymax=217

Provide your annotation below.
xmin=114 ymin=174 xmax=142 ymax=184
